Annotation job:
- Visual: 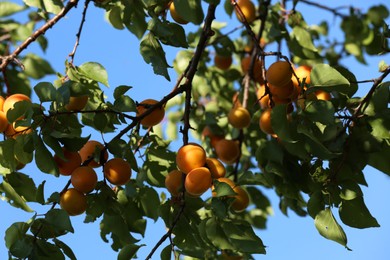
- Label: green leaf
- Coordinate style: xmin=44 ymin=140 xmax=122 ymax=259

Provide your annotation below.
xmin=78 ymin=62 xmax=109 ymax=87
xmin=6 ymin=100 xmax=32 ymax=124
xmin=5 ymin=222 xmax=31 ymax=249
xmin=310 ymin=64 xmax=350 ymax=92
xmin=304 ymin=100 xmax=335 ymax=125
xmin=118 ymin=244 xmax=144 ymax=260
xmin=291 ymin=26 xmax=318 ymax=52
xmin=367 ymin=5 xmax=389 ymax=26
xmin=139 ymin=186 xmax=160 ymax=221
xmin=23 ymin=54 xmax=55 ymax=79
xmin=107 ymin=5 xmax=125 ymax=30
xmin=339 ymin=197 xmax=380 ymax=228
xmin=53 ymin=238 xmax=77 ymax=260
xmin=0 ymin=181 xmax=33 ymax=212
xmin=33 ymin=134 xmax=59 ymax=176
xmin=204 ymin=217 xmax=235 ymax=250
xmin=364 ymin=82 xmax=390 ymax=116
xmin=113 ymin=85 xmax=132 ymax=99
xmin=148 ymin=19 xmax=188 ymax=48
xmin=6 ymin=172 xmax=38 ymax=202
xmin=9 ymin=235 xmax=34 ymax=258
xmin=32 ymin=239 xmax=65 ymax=260
xmin=368 ymin=143 xmax=390 ymax=176
xmin=113 ymin=95 xmax=137 ymax=112
xmin=339 ymin=181 xmax=363 ymax=201
xmin=307 ymin=191 xmax=325 ymax=219
xmin=24 ymin=0 xmax=64 ymax=14
xmin=140 ymin=33 xmax=171 ymax=80
xmin=122 ymin=1 xmax=147 ymax=39
xmin=45 ymin=209 xmax=74 ymax=233
xmin=314 ymin=208 xmax=349 ymax=248
xmin=212 ymin=180 xmax=236 ymax=197
xmin=0 ymin=2 xmax=26 ymax=16
xmin=271 ymin=104 xmax=297 ymax=142
xmin=174 ymin=0 xmax=204 ymax=25
xmin=0 ymin=139 xmax=17 ymax=173
xmin=34 ymin=82 xmax=58 ymax=102
xmin=93 ymin=113 xmax=109 ymax=132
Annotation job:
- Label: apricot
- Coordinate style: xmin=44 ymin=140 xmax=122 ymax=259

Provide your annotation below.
xmin=315 ymin=90 xmax=331 ymax=101
xmin=3 ymin=93 xmax=31 ymax=118
xmin=71 ymin=166 xmax=98 ymax=193
xmin=54 ymin=148 xmax=82 ymax=176
xmin=214 ymin=139 xmax=240 ymax=165
xmin=165 ymin=169 xmax=183 ymax=196
xmin=235 ymin=0 xmax=256 ymax=23
xmin=240 ymin=56 xmax=263 ymax=83
xmin=214 ymin=54 xmax=233 ymax=70
xmin=256 ymin=85 xmax=270 ymax=109
xmin=176 ymin=143 xmax=207 ymax=174
xmin=60 ymin=188 xmax=87 ymax=216
xmin=259 ymin=108 xmax=274 ymax=135
xmin=103 ymin=158 xmax=132 ymax=185
xmin=136 ymin=99 xmax=165 ymax=127
xmin=268 ymin=80 xmax=294 ymax=100
xmin=201 ymin=126 xmax=224 ymax=148
xmin=4 ymin=123 xmax=32 ymax=139
xmin=79 ymin=140 xmax=108 ymax=168
xmin=212 ymin=177 xmax=249 ymax=212
xmin=205 ymin=157 xmax=226 ymax=179
xmin=184 ymin=167 xmax=212 ymax=197
xmin=266 ymin=61 xmax=293 ymax=87
xmin=228 ymin=106 xmax=251 ymax=129
xmin=65 ymin=95 xmax=88 ymax=111
xmin=0 ymin=111 xmax=9 ymax=132
xmin=292 ymin=65 xmax=311 ymax=87
xmin=0 ymin=96 xmax=5 ymax=111
xmin=169 ymin=2 xmax=188 ymax=25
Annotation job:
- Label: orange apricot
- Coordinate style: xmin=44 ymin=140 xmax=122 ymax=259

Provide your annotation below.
xmin=54 ymin=148 xmax=82 ymax=176
xmin=165 ymin=169 xmax=183 ymax=196
xmin=292 ymin=65 xmax=312 ymax=87
xmin=0 ymin=111 xmax=9 ymax=132
xmin=60 ymin=188 xmax=87 ymax=216
xmin=169 ymin=2 xmax=188 ymax=25
xmin=65 ymin=95 xmax=88 ymax=111
xmin=136 ymin=99 xmax=165 ymax=127
xmin=79 ymin=140 xmax=108 ymax=168
xmin=256 ymin=85 xmax=270 ymax=109
xmin=176 ymin=143 xmax=207 ymax=174
xmin=241 ymin=56 xmax=264 ymax=83
xmin=205 ymin=157 xmax=226 ymax=179
xmin=259 ymin=108 xmax=274 ymax=135
xmin=201 ymin=126 xmax=224 ymax=148
xmin=3 ymin=94 xmax=31 ymax=119
xmin=268 ymin=80 xmax=294 ymax=100
xmin=103 ymin=158 xmax=132 ymax=186
xmin=266 ymin=61 xmax=293 ymax=87
xmin=4 ymin=123 xmax=32 ymax=139
xmin=235 ymin=0 xmax=256 ymax=23
xmin=212 ymin=177 xmax=249 ymax=212
xmin=214 ymin=54 xmax=233 ymax=70
xmin=0 ymin=96 xmax=5 ymax=111
xmin=184 ymin=167 xmax=212 ymax=197
xmin=214 ymin=139 xmax=240 ymax=165
xmin=71 ymin=166 xmax=98 ymax=193
xmin=228 ymin=106 xmax=251 ymax=129
xmin=315 ymin=90 xmax=331 ymax=101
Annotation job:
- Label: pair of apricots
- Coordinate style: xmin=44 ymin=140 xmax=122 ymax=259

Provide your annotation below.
xmin=165 ymin=143 xmax=250 ymax=212
xmin=56 ymin=140 xmax=132 ymax=216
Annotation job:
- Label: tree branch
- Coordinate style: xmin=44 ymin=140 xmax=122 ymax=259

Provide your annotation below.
xmin=297 ymin=0 xmax=347 ymax=18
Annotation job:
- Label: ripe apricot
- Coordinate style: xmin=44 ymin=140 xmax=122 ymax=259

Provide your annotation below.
xmin=3 ymin=93 xmax=31 ymax=118
xmin=54 ymin=148 xmax=82 ymax=176
xmin=103 ymin=158 xmax=132 ymax=185
xmin=165 ymin=169 xmax=183 ymax=196
xmin=4 ymin=123 xmax=32 ymax=139
xmin=266 ymin=61 xmax=293 ymax=87
xmin=212 ymin=177 xmax=249 ymax=212
xmin=0 ymin=111 xmax=9 ymax=132
xmin=241 ymin=56 xmax=263 ymax=83
xmin=184 ymin=167 xmax=212 ymax=197
xmin=268 ymin=80 xmax=294 ymax=100
xmin=169 ymin=2 xmax=188 ymax=25
xmin=71 ymin=166 xmax=98 ymax=193
xmin=315 ymin=90 xmax=331 ymax=101
xmin=176 ymin=143 xmax=207 ymax=174
xmin=214 ymin=54 xmax=233 ymax=70
xmin=256 ymin=85 xmax=270 ymax=109
xmin=235 ymin=0 xmax=256 ymax=23
xmin=79 ymin=140 xmax=108 ymax=168
xmin=60 ymin=188 xmax=87 ymax=216
xmin=228 ymin=106 xmax=251 ymax=129
xmin=292 ymin=65 xmax=311 ymax=87
xmin=205 ymin=157 xmax=226 ymax=179
xmin=0 ymin=96 xmax=5 ymax=111
xmin=136 ymin=99 xmax=165 ymax=127
xmin=259 ymin=108 xmax=274 ymax=135
xmin=65 ymin=95 xmax=88 ymax=111
xmin=214 ymin=139 xmax=240 ymax=165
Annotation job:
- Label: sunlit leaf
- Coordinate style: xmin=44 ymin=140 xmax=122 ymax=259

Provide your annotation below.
xmin=314 ymin=208 xmax=349 ymax=248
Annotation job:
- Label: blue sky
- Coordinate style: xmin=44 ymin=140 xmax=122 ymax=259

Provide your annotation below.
xmin=1 ymin=0 xmax=390 ymax=259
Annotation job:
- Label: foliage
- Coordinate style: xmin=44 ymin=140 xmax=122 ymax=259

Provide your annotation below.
xmin=0 ymin=0 xmax=389 ymax=259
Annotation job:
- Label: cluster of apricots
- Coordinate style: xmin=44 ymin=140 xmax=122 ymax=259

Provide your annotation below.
xmin=165 ymin=143 xmax=249 ymax=212
xmin=56 ymin=140 xmax=132 ymax=216
xmin=257 ymin=62 xmax=332 ymax=136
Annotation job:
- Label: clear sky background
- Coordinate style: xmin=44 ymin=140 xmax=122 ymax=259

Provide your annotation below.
xmin=1 ymin=0 xmax=390 ymax=259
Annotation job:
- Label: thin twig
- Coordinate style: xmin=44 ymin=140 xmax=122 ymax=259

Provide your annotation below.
xmin=298 ymin=0 xmax=347 ymax=18
xmin=0 ymin=0 xmax=79 ymax=70
xmin=68 ymin=0 xmax=91 ymax=64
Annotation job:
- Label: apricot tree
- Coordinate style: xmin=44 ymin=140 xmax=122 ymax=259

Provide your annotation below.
xmin=0 ymin=0 xmax=390 ymax=259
